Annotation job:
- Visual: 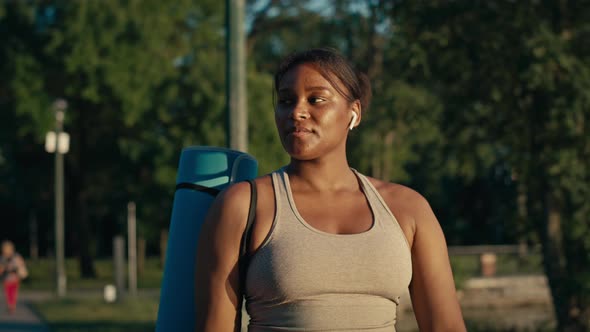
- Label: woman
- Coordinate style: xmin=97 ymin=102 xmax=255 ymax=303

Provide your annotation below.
xmin=1 ymin=240 xmax=27 ymax=314
xmin=195 ymin=48 xmax=466 ymax=331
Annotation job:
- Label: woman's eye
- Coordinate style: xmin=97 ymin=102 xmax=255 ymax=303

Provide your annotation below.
xmin=278 ymin=98 xmax=293 ymax=105
xmin=309 ymin=97 xmax=325 ymax=104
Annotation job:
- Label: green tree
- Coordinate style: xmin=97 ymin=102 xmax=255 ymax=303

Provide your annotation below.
xmin=0 ymin=0 xmax=57 ymax=256
xmin=2 ymin=0 xmax=292 ymax=276
xmin=393 ymin=1 xmax=590 ymax=328
xmin=3 ymin=0 xmax=237 ymax=275
xmin=247 ymin=0 xmax=444 ymax=181
xmin=247 ymin=1 xmax=463 ymax=242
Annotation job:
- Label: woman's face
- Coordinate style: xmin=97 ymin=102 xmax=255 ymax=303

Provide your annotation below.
xmin=2 ymin=242 xmax=14 ymax=257
xmin=275 ymin=63 xmax=359 ymax=161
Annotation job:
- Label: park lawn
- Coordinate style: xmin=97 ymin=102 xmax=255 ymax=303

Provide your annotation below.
xmin=25 ymin=258 xmax=162 ymax=331
xmin=32 ymin=297 xmax=158 ymax=332
xmin=26 ymin=253 xmax=545 ymax=332
xmin=21 ymin=257 xmax=163 ymax=290
xmin=449 ymin=253 xmax=543 ymax=289
xmin=20 ymin=254 xmax=543 ymax=292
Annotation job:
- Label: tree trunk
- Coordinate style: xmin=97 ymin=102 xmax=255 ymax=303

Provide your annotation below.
xmin=541 ymin=192 xmax=582 ymax=331
xmin=381 ymin=130 xmax=395 ymax=182
xmin=370 ymin=132 xmax=382 ymax=179
xmin=160 ymin=228 xmax=168 ymax=268
xmin=516 ymin=180 xmax=528 ymax=261
xmin=29 ymin=211 xmax=39 ymax=260
xmin=77 ymin=193 xmax=96 ymax=278
xmin=70 ymin=102 xmax=96 ymax=278
xmin=137 ymin=237 xmax=146 ymax=275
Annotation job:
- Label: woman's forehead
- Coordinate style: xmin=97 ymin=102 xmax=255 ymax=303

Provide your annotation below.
xmin=278 ymin=63 xmax=337 ymax=91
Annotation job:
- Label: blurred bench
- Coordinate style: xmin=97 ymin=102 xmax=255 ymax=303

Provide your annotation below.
xmin=448 ymin=244 xmax=541 ymax=277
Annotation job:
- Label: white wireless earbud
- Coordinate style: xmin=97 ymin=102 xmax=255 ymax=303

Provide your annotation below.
xmin=349 ymin=112 xmax=358 ymax=130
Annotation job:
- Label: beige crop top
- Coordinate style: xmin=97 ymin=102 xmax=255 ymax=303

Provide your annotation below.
xmin=244 ymin=169 xmax=412 ymax=331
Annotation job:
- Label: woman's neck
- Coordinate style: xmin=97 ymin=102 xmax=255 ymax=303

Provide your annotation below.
xmin=285 ymin=158 xmax=358 ymax=192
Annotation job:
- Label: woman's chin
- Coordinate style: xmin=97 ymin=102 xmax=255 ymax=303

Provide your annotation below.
xmin=288 ymin=151 xmax=320 ymax=161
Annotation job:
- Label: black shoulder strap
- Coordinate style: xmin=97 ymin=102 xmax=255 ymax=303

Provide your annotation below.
xmin=175 ymin=180 xmax=255 ymax=293
xmin=175 ymin=182 xmax=220 ymax=196
xmin=239 ymin=179 xmax=257 ymax=292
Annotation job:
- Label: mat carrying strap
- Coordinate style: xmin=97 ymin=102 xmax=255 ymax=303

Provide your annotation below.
xmin=175 ymin=180 xmax=257 ymax=293
xmin=239 ymin=179 xmax=257 ymax=292
xmin=175 ymin=182 xmax=220 ymax=196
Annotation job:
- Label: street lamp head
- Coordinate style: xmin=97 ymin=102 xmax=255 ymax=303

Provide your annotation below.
xmin=56 ymin=110 xmax=65 ymax=122
xmin=53 ymin=99 xmax=67 ymax=122
xmin=53 ymin=98 xmax=68 ymax=111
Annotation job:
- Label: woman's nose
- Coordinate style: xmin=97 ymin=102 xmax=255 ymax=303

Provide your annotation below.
xmin=291 ymin=100 xmax=309 ymax=120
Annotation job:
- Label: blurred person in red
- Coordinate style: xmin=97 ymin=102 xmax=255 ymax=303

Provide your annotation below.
xmin=0 ymin=240 xmax=27 ymax=314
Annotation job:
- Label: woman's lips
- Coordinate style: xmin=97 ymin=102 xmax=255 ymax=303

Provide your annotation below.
xmin=287 ymin=127 xmax=313 ymax=138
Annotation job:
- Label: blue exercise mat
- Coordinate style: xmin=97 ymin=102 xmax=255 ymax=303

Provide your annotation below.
xmin=156 ymin=146 xmax=258 ymax=331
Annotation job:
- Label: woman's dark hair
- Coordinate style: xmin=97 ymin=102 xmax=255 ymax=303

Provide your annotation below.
xmin=274 ymin=48 xmax=372 ymax=112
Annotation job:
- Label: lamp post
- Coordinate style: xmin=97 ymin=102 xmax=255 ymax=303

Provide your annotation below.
xmin=45 ymin=99 xmax=69 ymax=297
xmin=226 ymin=0 xmax=247 ymax=152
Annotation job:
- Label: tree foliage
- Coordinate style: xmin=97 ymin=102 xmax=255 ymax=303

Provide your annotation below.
xmin=391 ymin=0 xmax=590 ymax=328
xmin=2 ymin=0 xmax=590 ymax=327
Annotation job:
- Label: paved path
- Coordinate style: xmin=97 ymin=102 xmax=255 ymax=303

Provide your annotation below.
xmin=0 ymin=295 xmax=50 ymax=332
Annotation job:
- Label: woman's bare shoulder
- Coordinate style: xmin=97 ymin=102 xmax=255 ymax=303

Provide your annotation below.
xmin=365 ymin=176 xmax=436 ymax=246
xmin=209 ymin=175 xmax=273 ymax=223
xmin=215 ymin=181 xmax=252 ymax=211
xmin=366 ymin=176 xmax=431 ymax=211
xmin=252 ymin=174 xmax=273 ymax=192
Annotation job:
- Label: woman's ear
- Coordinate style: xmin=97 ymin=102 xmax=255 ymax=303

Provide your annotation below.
xmin=349 ymin=112 xmax=357 ymax=130
xmin=349 ymin=100 xmax=361 ymax=130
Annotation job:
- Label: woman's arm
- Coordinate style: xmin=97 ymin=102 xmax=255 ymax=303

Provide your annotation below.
xmin=15 ymin=255 xmax=28 ymax=279
xmin=194 ymin=182 xmax=251 ymax=332
xmin=408 ymin=194 xmax=466 ymax=332
xmin=372 ymin=179 xmax=466 ymax=331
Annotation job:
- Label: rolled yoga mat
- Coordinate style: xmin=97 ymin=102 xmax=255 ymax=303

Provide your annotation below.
xmin=156 ymin=146 xmax=258 ymax=331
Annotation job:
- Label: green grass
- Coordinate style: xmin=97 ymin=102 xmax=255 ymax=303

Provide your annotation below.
xmin=32 ymin=297 xmax=158 ymax=332
xmin=21 ymin=257 xmax=163 ymax=291
xmin=23 ymin=257 xmax=162 ymax=331
xmin=21 ymin=254 xmax=543 ymax=292
xmin=465 ymin=321 xmax=555 ymax=332
xmin=450 ymin=253 xmax=544 ymax=289
xmin=41 ymin=323 xmax=155 ymax=332
xmin=23 ymin=254 xmax=546 ymax=332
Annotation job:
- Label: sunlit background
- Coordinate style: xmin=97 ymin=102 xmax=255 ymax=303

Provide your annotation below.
xmin=1 ymin=1 xmax=589 ymax=331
